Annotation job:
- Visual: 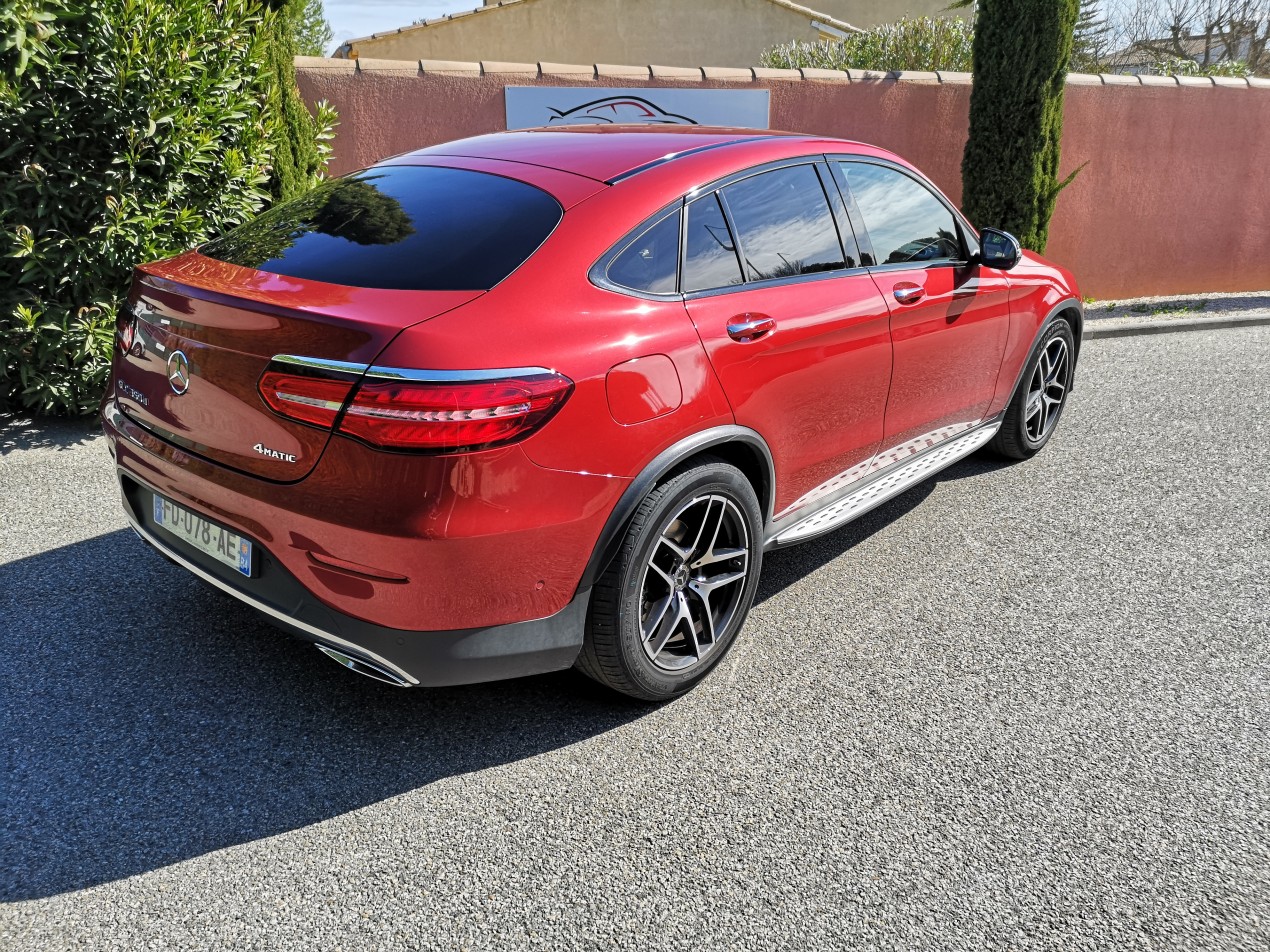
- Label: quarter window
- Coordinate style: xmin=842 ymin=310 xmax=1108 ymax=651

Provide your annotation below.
xmin=606 ymin=210 xmax=680 ymax=294
xmin=683 ymin=194 xmax=744 ymax=292
xmin=839 ymin=163 xmax=962 ymax=266
xmin=721 ymin=165 xmax=846 ymax=282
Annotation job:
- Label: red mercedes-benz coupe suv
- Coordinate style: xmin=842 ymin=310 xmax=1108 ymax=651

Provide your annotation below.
xmin=102 ymin=126 xmax=1082 ymax=700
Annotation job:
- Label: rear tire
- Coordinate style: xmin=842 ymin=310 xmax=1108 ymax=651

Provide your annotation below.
xmin=577 ymin=457 xmax=763 ymax=702
xmin=989 ymin=319 xmax=1075 ymax=460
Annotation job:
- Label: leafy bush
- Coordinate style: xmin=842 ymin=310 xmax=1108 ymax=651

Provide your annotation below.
xmin=960 ymin=0 xmax=1081 ymax=254
xmin=1148 ymin=55 xmax=1253 ymax=77
xmin=760 ymin=16 xmax=974 ymax=73
xmin=0 ymin=0 xmax=336 ymax=416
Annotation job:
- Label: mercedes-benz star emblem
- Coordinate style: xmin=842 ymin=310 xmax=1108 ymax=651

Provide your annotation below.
xmin=166 ymin=350 xmax=191 ymax=395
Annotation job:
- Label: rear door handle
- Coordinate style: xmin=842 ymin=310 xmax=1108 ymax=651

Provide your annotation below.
xmin=726 ymin=314 xmax=775 ymax=342
xmin=893 ymin=283 xmax=925 ymax=305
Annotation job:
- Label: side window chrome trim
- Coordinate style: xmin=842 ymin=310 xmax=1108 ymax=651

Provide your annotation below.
xmin=682 ymin=263 xmax=875 ymax=301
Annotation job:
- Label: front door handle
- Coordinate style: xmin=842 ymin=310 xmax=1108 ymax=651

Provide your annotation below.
xmin=726 ymin=314 xmax=775 ymax=342
xmin=893 ymin=283 xmax=926 ymax=305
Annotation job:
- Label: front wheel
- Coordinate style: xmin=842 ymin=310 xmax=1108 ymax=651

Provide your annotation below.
xmin=989 ymin=319 xmax=1075 ymax=460
xmin=577 ymin=457 xmax=763 ymax=701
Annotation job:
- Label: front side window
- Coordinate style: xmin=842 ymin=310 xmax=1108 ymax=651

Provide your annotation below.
xmin=838 ymin=162 xmax=962 ymax=266
xmin=201 ymin=165 xmax=563 ymax=291
xmin=683 ymin=194 xmax=744 ymax=293
xmin=721 ymin=164 xmax=847 ymax=282
xmin=606 ymin=210 xmax=680 ymax=294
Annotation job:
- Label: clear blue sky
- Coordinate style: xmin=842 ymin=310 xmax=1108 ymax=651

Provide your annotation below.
xmin=325 ymin=0 xmax=475 ymax=53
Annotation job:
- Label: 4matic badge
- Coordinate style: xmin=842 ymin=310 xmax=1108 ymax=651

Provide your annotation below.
xmin=253 ymin=442 xmax=298 ymax=463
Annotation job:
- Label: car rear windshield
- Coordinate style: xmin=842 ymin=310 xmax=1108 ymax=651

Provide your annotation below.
xmin=199 ymin=165 xmax=563 ymax=291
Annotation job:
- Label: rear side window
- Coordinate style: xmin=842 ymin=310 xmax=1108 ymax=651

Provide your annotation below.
xmin=721 ymin=164 xmax=846 ymax=281
xmin=200 ymin=166 xmax=563 ymax=291
xmin=683 ymin=194 xmax=743 ymax=292
xmin=606 ymin=210 xmax=680 ymax=294
xmin=838 ymin=162 xmax=961 ymax=266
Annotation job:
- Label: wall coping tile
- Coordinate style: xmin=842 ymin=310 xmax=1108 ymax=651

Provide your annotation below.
xmin=481 ymin=60 xmax=540 ymax=75
xmin=596 ymin=63 xmax=653 ymax=80
xmin=419 ymin=58 xmax=482 ymax=75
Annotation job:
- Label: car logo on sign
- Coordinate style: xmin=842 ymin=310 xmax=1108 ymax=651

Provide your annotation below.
xmin=166 ymin=350 xmax=191 ymax=395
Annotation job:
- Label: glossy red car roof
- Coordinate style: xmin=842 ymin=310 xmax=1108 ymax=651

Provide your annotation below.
xmin=408 ymin=125 xmax=814 ymax=184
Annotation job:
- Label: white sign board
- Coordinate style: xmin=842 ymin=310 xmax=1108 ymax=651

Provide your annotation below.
xmin=505 ymin=86 xmax=770 ymax=130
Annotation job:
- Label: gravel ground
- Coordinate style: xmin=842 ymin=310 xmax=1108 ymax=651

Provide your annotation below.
xmin=2 ymin=326 xmax=1268 ymax=951
xmin=1084 ymin=290 xmax=1270 ymax=330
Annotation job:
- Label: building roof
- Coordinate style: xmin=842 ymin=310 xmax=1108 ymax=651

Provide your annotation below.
xmin=338 ymin=0 xmax=858 ymax=53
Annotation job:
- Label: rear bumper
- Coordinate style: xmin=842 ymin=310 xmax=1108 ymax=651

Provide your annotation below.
xmin=101 ymin=394 xmax=618 ymax=687
xmin=119 ymin=472 xmax=589 ymax=687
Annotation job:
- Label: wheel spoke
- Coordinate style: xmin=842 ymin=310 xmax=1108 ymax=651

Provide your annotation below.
xmin=657 ymin=534 xmax=691 ymax=562
xmin=647 ymin=559 xmax=675 ymax=586
xmin=692 ymin=545 xmax=747 ymax=568
xmin=1025 ymin=390 xmax=1043 ymax=424
xmin=641 ymin=592 xmax=674 ymax=643
xmin=646 ymin=592 xmax=689 ymax=660
xmin=682 ymin=497 xmax=714 ymax=562
xmin=694 ymin=496 xmax=727 ymax=563
xmin=694 ymin=588 xmax=717 ymax=649
xmin=691 ymin=567 xmax=747 ymax=598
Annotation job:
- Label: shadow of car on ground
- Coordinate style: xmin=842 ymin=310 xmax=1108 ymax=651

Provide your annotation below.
xmin=0 ymin=451 xmax=1010 ymax=901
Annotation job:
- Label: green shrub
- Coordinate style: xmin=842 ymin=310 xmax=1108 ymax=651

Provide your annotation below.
xmin=760 ymin=16 xmax=974 ymax=73
xmin=1149 ymin=55 xmax=1253 ymax=77
xmin=0 ymin=0 xmax=336 ymax=416
xmin=960 ymin=0 xmax=1080 ymax=254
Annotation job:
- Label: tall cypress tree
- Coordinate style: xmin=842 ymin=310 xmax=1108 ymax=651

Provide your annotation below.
xmin=261 ymin=0 xmax=323 ymax=202
xmin=960 ymin=0 xmax=1080 ymax=253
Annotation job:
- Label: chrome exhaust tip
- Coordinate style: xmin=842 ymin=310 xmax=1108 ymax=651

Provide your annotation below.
xmin=316 ymin=644 xmax=411 ymax=687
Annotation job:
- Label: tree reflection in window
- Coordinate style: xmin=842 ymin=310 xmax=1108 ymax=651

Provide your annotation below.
xmin=203 ymin=175 xmax=415 ymax=267
xmin=199 ymin=165 xmax=564 ymax=291
xmin=721 ymin=165 xmax=846 ymax=282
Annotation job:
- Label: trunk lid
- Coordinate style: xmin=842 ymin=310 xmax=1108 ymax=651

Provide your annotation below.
xmin=112 ymin=251 xmax=482 ymax=481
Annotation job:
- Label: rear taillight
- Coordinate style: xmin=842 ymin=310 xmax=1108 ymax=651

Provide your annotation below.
xmin=259 ymin=358 xmax=573 ymax=454
xmin=258 ymin=367 xmax=359 ymax=429
xmin=339 ymin=371 xmax=573 ymax=453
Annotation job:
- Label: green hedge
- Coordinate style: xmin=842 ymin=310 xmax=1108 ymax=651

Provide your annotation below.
xmin=0 ymin=0 xmax=334 ymax=416
xmin=760 ymin=16 xmax=974 ymax=73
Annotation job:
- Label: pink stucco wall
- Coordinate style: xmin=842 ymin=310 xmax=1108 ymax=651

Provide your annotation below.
xmin=295 ymin=59 xmax=1270 ymax=300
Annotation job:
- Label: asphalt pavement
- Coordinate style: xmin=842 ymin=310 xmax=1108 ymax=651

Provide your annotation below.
xmin=2 ymin=325 xmax=1268 ymax=951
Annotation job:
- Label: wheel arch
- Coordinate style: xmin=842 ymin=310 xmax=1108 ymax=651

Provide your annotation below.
xmin=1005 ymin=296 xmax=1083 ymax=402
xmin=576 ymin=426 xmax=775 ymax=592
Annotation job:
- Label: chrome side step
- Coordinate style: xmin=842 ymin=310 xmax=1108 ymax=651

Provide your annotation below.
xmin=771 ymin=422 xmax=1001 ymax=546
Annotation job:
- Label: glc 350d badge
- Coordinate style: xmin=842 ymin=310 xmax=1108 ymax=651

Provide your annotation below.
xmin=166 ymin=350 xmax=190 ymax=395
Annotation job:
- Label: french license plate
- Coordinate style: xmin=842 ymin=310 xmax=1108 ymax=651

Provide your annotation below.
xmin=152 ymin=493 xmax=252 ymax=577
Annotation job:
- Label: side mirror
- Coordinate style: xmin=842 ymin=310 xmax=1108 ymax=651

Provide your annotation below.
xmin=977 ymin=228 xmax=1022 ymax=271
